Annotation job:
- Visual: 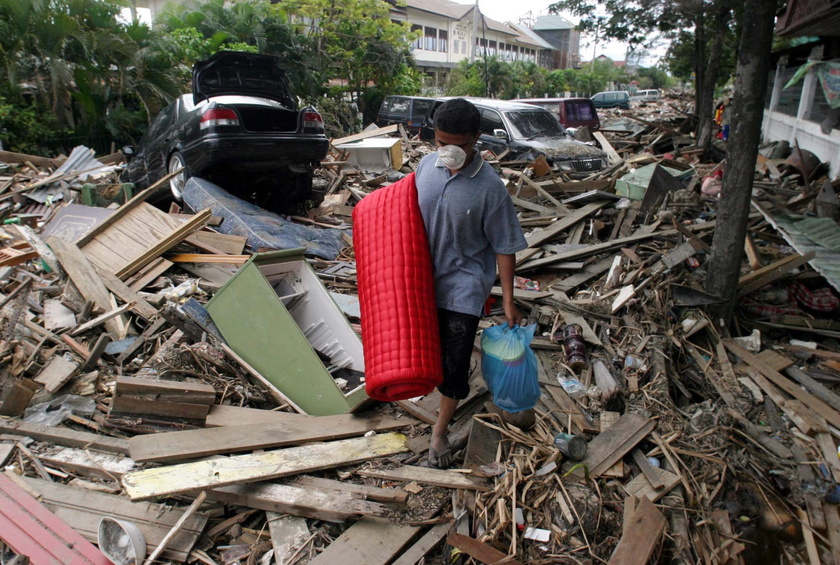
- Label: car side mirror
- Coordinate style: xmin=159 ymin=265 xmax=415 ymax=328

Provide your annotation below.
xmin=493 ymin=129 xmax=508 ymax=140
xmin=122 ymin=146 xmax=135 ymax=160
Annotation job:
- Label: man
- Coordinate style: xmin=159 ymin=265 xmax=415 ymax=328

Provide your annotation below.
xmin=415 ymin=98 xmax=527 ymax=467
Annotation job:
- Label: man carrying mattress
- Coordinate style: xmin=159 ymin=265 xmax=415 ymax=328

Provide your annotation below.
xmin=415 ymin=98 xmax=528 ymax=468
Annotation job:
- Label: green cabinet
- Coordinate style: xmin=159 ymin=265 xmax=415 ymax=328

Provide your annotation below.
xmin=206 ymin=249 xmax=368 ymax=415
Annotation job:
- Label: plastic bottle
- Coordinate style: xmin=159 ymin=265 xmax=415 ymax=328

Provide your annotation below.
xmin=557 ymin=373 xmax=586 ymax=399
xmin=561 ymin=324 xmax=588 ymax=371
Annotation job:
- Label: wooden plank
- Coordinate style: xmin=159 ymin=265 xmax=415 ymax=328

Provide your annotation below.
xmin=358 ymin=466 xmax=491 ymax=492
xmin=186 ymin=231 xmax=246 ymax=255
xmin=290 ymin=475 xmax=408 ymax=505
xmin=121 ymin=432 xmax=408 ymax=500
xmin=205 ymin=404 xmax=311 ymax=427
xmin=126 ymin=258 xmax=173 ymax=292
xmin=797 ymin=509 xmax=821 ymax=565
xmin=464 ymin=419 xmax=503 ymax=474
xmin=38 ymin=447 xmax=136 ymax=479
xmin=631 ymin=448 xmax=664 ymax=489
xmin=95 ymin=268 xmax=158 ymax=320
xmin=0 ymin=378 xmax=40 ymax=416
xmin=737 ymin=251 xmax=816 ymax=298
xmin=69 ymin=303 xmax=133 ymax=336
xmin=166 ymin=253 xmax=249 ymax=264
xmin=0 ymin=420 xmax=128 ymax=454
xmin=623 ymin=467 xmax=680 ymax=502
xmin=816 ymin=432 xmax=840 ymax=483
xmin=825 ymin=504 xmax=840 ymax=565
xmin=111 ymin=396 xmax=210 ymax=420
xmin=81 ymin=333 xmax=111 ymax=372
xmin=129 ymin=412 xmax=413 ymax=463
xmin=207 ymin=482 xmax=388 ymax=522
xmin=391 ymin=521 xmax=453 ymax=565
xmin=266 ymin=512 xmax=309 ymax=565
xmin=552 ymin=255 xmax=615 ymax=292
xmin=309 ymin=517 xmax=420 ymax=565
xmin=446 ymin=532 xmax=524 ymax=565
xmin=47 ymin=237 xmax=124 ymax=339
xmin=565 ymin=413 xmax=655 ymax=477
xmin=785 ymin=366 xmax=840 ymax=413
xmin=593 ymin=131 xmax=623 ymax=165
xmin=0 ymin=443 xmax=15 ymax=466
xmin=332 ymin=124 xmax=399 ymax=145
xmin=116 ymin=209 xmax=211 ymax=278
xmin=33 ymin=355 xmax=79 ymax=393
xmin=724 ymin=341 xmax=840 ymax=430
xmin=608 ymin=496 xmax=666 ymax=565
xmin=515 ymin=202 xmax=607 ymax=265
xmin=116 ymin=375 xmax=217 ymax=401
xmin=143 ymin=491 xmax=207 ymax=565
xmin=76 ymin=170 xmax=182 ymax=247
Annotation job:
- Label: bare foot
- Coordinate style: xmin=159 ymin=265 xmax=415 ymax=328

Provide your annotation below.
xmin=429 ymin=433 xmax=453 ymax=468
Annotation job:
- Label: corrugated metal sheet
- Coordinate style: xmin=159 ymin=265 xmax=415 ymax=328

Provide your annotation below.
xmin=754 ymin=201 xmax=840 ymax=293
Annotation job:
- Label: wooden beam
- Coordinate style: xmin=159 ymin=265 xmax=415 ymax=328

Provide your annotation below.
xmin=95 ymin=268 xmax=158 ymax=321
xmin=309 ymin=518 xmax=420 ymax=565
xmin=70 ymin=303 xmax=133 ymax=336
xmin=75 ymin=170 xmax=182 ymax=247
xmin=724 ymin=341 xmax=840 ymax=430
xmin=207 ymin=482 xmax=388 ymax=522
xmin=446 ymin=532 xmax=524 ymax=565
xmin=0 ymin=420 xmax=128 ymax=454
xmin=357 ymin=466 xmax=491 ymax=492
xmin=115 ymin=209 xmax=211 ymax=278
xmin=121 ymin=433 xmax=408 ymax=500
xmin=391 ymin=521 xmax=453 ymax=565
xmin=290 ymin=475 xmax=408 ymax=505
xmin=608 ymin=496 xmax=666 ymax=565
xmin=47 ymin=237 xmax=125 ymax=340
xmin=128 ymin=412 xmax=413 ymax=463
xmin=737 ymin=251 xmax=816 ymax=298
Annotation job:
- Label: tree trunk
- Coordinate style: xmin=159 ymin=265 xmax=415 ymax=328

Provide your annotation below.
xmin=693 ymin=14 xmax=705 ymax=131
xmin=697 ymin=0 xmax=734 ymax=153
xmin=704 ymin=0 xmax=777 ymax=324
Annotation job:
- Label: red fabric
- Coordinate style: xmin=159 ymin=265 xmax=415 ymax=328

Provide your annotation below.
xmin=353 ymin=173 xmax=442 ymax=401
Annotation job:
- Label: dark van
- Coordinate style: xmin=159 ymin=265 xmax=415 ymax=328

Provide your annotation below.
xmin=591 ymin=91 xmax=630 ymax=109
xmin=375 ymin=95 xmax=435 ymax=134
xmin=514 ymin=97 xmax=600 ymax=131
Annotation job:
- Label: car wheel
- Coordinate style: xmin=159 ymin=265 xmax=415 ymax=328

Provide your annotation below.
xmin=167 ymin=152 xmax=189 ymax=201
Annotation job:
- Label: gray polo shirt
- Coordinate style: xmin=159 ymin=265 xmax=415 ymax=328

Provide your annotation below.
xmin=415 ymin=150 xmax=527 ymax=316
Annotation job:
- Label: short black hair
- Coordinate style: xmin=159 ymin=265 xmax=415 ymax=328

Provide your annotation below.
xmin=433 ymin=98 xmax=480 ymax=135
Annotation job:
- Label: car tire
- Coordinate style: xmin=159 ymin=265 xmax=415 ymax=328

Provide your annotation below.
xmin=167 ymin=151 xmax=189 ymax=201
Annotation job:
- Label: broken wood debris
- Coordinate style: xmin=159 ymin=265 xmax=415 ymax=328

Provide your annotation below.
xmin=1 ymin=97 xmax=839 ymax=564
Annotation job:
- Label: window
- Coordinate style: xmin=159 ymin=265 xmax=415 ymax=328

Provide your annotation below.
xmin=411 ymin=25 xmax=422 ymax=49
xmin=381 ymin=97 xmax=410 ymax=116
xmin=425 ymin=27 xmax=436 ymax=51
xmin=438 ymin=29 xmax=448 ymax=52
xmin=479 ymin=109 xmax=505 ymax=135
xmin=414 ymin=99 xmax=434 ymax=118
xmin=489 ymin=40 xmax=496 ymax=56
xmin=506 ymin=110 xmax=564 ymax=139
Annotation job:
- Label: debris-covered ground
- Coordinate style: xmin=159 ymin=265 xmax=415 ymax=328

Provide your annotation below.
xmin=1 ymin=91 xmax=840 ymax=565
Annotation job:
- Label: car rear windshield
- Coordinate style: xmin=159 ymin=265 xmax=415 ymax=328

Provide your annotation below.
xmin=566 ymin=102 xmax=596 ymax=121
xmin=202 ymin=66 xmax=294 ymax=107
xmin=506 ymin=110 xmax=565 ymax=138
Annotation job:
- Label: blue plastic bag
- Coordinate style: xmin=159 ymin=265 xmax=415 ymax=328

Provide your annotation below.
xmin=481 ymin=323 xmax=540 ymax=413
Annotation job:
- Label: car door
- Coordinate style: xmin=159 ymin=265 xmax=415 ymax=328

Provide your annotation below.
xmin=141 ymin=102 xmax=178 ymax=182
xmin=476 ymin=108 xmax=508 ymax=156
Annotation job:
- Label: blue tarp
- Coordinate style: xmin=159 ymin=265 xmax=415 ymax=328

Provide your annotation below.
xmin=182 ymin=177 xmax=345 ymax=260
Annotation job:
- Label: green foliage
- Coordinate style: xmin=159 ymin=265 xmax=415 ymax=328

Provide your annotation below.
xmin=0 ymin=96 xmax=66 ymax=154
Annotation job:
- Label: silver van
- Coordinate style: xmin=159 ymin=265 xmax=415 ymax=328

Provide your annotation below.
xmin=631 ymin=89 xmax=660 ymax=103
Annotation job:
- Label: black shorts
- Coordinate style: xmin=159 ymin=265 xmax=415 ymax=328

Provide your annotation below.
xmin=437 ymin=308 xmax=480 ymax=400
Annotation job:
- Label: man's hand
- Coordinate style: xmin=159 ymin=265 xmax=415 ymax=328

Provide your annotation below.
xmin=504 ymin=299 xmax=523 ymax=328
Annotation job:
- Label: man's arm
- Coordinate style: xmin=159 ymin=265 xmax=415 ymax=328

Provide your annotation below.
xmin=496 ymin=253 xmax=522 ymax=328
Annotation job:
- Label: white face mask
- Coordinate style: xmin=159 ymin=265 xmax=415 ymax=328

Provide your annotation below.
xmin=437 ymin=144 xmax=468 ymax=170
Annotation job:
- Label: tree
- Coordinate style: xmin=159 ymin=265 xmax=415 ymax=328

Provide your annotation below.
xmin=447 ymin=59 xmax=486 ymax=96
xmin=704 ymin=0 xmax=777 ymax=322
xmin=549 ymin=0 xmax=737 ymax=152
xmin=284 ymin=0 xmax=416 ymax=111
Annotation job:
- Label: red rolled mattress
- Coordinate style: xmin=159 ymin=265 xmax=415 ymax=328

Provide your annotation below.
xmin=353 ymin=172 xmax=442 ymax=401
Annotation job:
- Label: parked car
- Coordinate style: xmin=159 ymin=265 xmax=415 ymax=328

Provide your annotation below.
xmin=630 ymin=89 xmax=661 ymax=103
xmin=591 ymin=90 xmax=630 ymax=109
xmin=420 ymin=98 xmax=608 ymax=175
xmin=513 ymin=97 xmax=600 ymax=131
xmin=121 ymin=51 xmax=329 ymax=207
xmin=375 ymin=95 xmax=435 ymax=134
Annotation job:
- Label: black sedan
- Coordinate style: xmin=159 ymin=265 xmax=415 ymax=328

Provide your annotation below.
xmin=122 ymin=51 xmax=329 ymax=208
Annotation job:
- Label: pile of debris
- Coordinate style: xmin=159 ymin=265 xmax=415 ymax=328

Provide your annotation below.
xmin=1 ymin=94 xmax=840 ymax=565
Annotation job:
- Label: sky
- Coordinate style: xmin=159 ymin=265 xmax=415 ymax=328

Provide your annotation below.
xmin=450 ymin=0 xmax=646 ymax=63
